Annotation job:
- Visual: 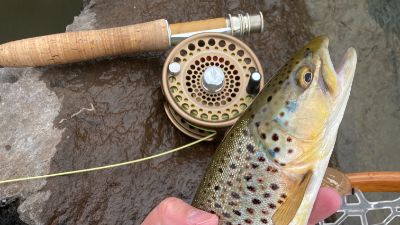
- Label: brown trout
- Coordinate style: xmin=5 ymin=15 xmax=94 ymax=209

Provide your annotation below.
xmin=192 ymin=36 xmax=357 ymax=225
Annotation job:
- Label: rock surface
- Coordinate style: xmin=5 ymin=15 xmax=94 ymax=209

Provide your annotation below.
xmin=0 ymin=0 xmax=399 ymax=225
xmin=0 ymin=1 xmax=312 ymax=224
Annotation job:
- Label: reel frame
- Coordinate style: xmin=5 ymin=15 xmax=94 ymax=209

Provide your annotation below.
xmin=162 ymin=33 xmax=264 ymax=140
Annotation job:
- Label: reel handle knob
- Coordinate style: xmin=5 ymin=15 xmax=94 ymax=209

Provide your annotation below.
xmin=246 ymin=72 xmax=262 ymax=95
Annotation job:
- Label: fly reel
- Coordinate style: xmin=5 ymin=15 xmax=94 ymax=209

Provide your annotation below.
xmin=162 ymin=33 xmax=264 ymax=140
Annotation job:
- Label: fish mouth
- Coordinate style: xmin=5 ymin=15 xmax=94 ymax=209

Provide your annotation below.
xmin=335 ymin=47 xmax=357 ymax=94
xmin=318 ymin=38 xmax=357 ymax=129
xmin=319 ymin=38 xmax=357 ymax=99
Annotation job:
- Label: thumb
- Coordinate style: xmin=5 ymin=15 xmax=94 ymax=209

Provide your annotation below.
xmin=308 ymin=187 xmax=342 ymax=225
xmin=142 ymin=197 xmax=219 ymax=225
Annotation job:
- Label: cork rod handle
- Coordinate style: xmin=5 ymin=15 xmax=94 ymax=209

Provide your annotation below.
xmin=0 ymin=19 xmax=170 ymax=67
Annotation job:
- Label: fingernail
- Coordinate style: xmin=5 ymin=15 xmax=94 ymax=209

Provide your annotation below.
xmin=187 ymin=210 xmax=217 ymax=225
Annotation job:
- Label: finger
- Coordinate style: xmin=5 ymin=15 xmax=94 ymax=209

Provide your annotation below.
xmin=141 ymin=197 xmax=219 ymax=225
xmin=308 ymin=187 xmax=342 ymax=225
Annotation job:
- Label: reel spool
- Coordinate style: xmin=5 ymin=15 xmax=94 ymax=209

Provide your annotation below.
xmin=162 ymin=33 xmax=264 ymax=140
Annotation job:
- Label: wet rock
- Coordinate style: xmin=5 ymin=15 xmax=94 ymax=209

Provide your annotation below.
xmin=0 ymin=197 xmax=26 ymax=225
xmin=1 ymin=0 xmax=334 ymax=224
xmin=0 ymin=68 xmax=62 ymax=225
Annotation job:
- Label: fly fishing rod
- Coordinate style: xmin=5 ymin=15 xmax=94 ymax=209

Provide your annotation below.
xmin=0 ymin=12 xmax=263 ymax=67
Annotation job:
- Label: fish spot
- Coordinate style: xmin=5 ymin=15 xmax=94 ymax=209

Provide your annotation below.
xmin=280 ymin=163 xmax=286 ymax=166
xmin=255 ymin=122 xmax=260 ymax=127
xmin=268 ymin=203 xmax=276 ymax=209
xmin=272 ymin=133 xmax=279 ymax=141
xmin=228 ymin=201 xmax=237 ymax=206
xmin=210 ymin=210 xmax=216 ymax=214
xmin=279 ymin=112 xmax=285 ymax=117
xmin=250 ymin=114 xmax=255 ymax=119
xmin=222 ymin=212 xmax=231 ymax=218
xmin=227 ymin=181 xmax=233 ymax=186
xmin=273 ymin=147 xmax=280 ymax=153
xmin=278 ymin=200 xmax=284 ymax=204
xmin=258 ymin=156 xmax=266 ymax=162
xmin=246 ymin=208 xmax=255 ymax=214
xmin=288 ymin=149 xmax=293 ymax=154
xmin=245 ymin=218 xmax=252 ymax=224
xmin=214 ymin=186 xmax=220 ymax=191
xmin=233 ymin=210 xmax=241 ymax=216
xmin=260 ymin=133 xmax=266 ymax=139
xmin=215 ymin=203 xmax=222 ymax=208
xmin=251 ymin=163 xmax=259 ymax=169
xmin=218 ymin=168 xmax=223 ymax=173
xmin=243 ymin=129 xmax=249 ymax=136
xmin=263 ymin=192 xmax=271 ymax=198
xmin=231 ymin=192 xmax=240 ymax=199
xmin=261 ymin=218 xmax=268 ymax=224
xmin=244 ymin=174 xmax=253 ymax=181
xmin=257 ymin=178 xmax=264 ymax=183
xmin=246 ymin=144 xmax=255 ymax=153
xmin=247 ymin=186 xmax=256 ymax=192
xmin=230 ymin=164 xmax=237 ymax=169
xmin=267 ymin=96 xmax=272 ymax=102
xmin=270 ymin=183 xmax=279 ymax=190
xmin=287 ymin=137 xmax=292 ymax=142
xmin=262 ymin=210 xmax=268 ymax=215
xmin=281 ymin=193 xmax=287 ymax=198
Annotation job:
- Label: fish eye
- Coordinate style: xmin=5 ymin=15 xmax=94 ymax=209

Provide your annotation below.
xmin=297 ymin=66 xmax=313 ymax=88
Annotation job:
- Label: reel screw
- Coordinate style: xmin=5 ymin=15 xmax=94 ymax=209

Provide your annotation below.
xmin=202 ymin=66 xmax=225 ymax=93
xmin=246 ymin=72 xmax=262 ymax=95
xmin=168 ymin=62 xmax=181 ymax=75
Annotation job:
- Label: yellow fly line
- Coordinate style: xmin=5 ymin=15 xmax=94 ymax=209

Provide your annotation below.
xmin=0 ymin=130 xmax=216 ymax=185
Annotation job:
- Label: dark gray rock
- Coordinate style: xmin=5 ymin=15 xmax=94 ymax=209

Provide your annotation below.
xmin=1 ymin=0 xmax=398 ymax=225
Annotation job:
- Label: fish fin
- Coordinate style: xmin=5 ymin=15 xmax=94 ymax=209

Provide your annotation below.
xmin=272 ymin=170 xmax=313 ymax=225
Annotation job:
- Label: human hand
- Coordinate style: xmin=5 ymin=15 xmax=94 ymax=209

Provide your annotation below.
xmin=142 ymin=187 xmax=342 ymax=225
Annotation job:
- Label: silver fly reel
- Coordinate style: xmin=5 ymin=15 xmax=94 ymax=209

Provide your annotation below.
xmin=162 ymin=33 xmax=264 ymax=140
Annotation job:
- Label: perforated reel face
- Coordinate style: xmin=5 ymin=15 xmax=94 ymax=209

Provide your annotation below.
xmin=162 ymin=33 xmax=264 ymax=139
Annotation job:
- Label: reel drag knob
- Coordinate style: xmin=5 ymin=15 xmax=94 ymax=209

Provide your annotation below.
xmin=202 ymin=66 xmax=225 ymax=92
xmin=162 ymin=33 xmax=264 ymax=140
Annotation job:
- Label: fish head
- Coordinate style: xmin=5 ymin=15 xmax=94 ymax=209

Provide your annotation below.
xmin=250 ymin=36 xmax=357 ymax=173
xmin=281 ymin=36 xmax=357 ymax=140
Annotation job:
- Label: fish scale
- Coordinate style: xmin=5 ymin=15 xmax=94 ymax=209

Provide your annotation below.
xmin=192 ymin=37 xmax=357 ymax=225
xmin=192 ymin=60 xmax=299 ymax=224
xmin=192 ymin=120 xmax=290 ymax=225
